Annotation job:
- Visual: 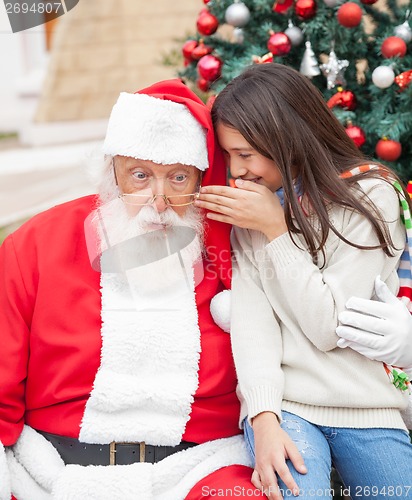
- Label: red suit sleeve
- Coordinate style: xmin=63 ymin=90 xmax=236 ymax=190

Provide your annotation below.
xmin=0 ymin=235 xmax=32 ymax=445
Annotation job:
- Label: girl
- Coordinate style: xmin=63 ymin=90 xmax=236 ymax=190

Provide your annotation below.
xmin=195 ymin=63 xmax=412 ymax=499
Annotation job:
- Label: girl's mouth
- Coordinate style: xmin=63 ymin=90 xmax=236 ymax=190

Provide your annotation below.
xmin=242 ymin=177 xmax=262 ymax=183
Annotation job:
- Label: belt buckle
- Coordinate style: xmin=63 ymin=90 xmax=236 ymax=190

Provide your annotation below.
xmin=109 ymin=441 xmax=146 ymax=465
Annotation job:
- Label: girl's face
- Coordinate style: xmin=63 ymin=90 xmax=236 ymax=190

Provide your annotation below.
xmin=216 ymin=123 xmax=283 ymax=192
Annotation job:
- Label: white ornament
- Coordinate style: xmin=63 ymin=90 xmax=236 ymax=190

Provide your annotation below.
xmin=320 ymin=49 xmax=349 ymax=89
xmin=323 ymin=0 xmax=342 ymax=7
xmin=394 ymin=21 xmax=412 ymax=43
xmin=284 ymin=20 xmax=304 ymax=46
xmin=225 ymin=2 xmax=251 ymax=28
xmin=371 ymin=65 xmax=395 ymax=89
xmin=233 ymin=27 xmax=245 ymax=43
xmin=210 ymin=290 xmax=231 ymax=333
xmin=300 ymin=41 xmax=321 ymax=78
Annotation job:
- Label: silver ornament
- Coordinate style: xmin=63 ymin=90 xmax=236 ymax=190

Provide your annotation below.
xmin=233 ymin=27 xmax=245 ymax=43
xmin=225 ymin=2 xmax=251 ymax=28
xmin=394 ymin=21 xmax=412 ymax=43
xmin=300 ymin=41 xmax=320 ymax=78
xmin=320 ymin=49 xmax=349 ymax=89
xmin=284 ymin=20 xmax=304 ymax=46
xmin=371 ymin=66 xmax=395 ymax=89
xmin=323 ymin=0 xmax=342 ymax=7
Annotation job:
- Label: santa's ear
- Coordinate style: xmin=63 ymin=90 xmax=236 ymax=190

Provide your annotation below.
xmin=210 ymin=290 xmax=231 ymax=333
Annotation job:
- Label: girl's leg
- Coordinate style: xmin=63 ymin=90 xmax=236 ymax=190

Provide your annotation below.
xmin=244 ymin=412 xmax=333 ymax=498
xmin=330 ymin=427 xmax=412 ymax=499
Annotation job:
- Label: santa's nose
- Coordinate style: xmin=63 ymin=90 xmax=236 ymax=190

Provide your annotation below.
xmin=151 ymin=195 xmax=168 ymax=213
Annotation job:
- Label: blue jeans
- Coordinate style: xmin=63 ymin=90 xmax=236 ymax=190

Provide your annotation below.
xmin=244 ymin=411 xmax=412 ymax=499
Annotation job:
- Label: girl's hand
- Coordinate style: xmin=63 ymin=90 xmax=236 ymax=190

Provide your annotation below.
xmin=195 ymin=180 xmax=288 ymax=241
xmin=251 ymin=412 xmax=307 ymax=500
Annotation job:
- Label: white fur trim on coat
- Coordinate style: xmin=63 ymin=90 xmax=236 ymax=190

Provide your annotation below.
xmin=80 ymin=235 xmax=202 ymax=445
xmin=0 ymin=441 xmax=11 ymax=500
xmin=5 ymin=425 xmax=64 ymax=500
xmin=8 ymin=427 xmax=252 ymax=500
xmin=210 ymin=289 xmax=231 ymax=333
xmin=52 ymin=435 xmax=251 ymax=500
xmin=102 ymin=93 xmax=209 ymax=171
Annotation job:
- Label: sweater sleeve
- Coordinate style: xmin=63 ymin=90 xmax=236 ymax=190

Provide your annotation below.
xmin=230 ymin=228 xmax=284 ymax=423
xmin=0 ymin=235 xmax=31 ymax=446
xmin=265 ymin=179 xmax=405 ymax=352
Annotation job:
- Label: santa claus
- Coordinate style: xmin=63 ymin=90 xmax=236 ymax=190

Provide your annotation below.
xmin=0 ymin=80 xmax=265 ymax=499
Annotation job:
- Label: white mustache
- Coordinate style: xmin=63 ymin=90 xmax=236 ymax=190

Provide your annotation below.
xmin=136 ymin=205 xmax=181 ymax=228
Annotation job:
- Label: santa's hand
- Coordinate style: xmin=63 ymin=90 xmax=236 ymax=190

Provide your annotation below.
xmin=336 ymin=276 xmax=412 ymax=371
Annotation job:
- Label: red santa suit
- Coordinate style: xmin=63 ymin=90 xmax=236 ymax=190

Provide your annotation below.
xmin=0 ymin=80 xmax=264 ymax=499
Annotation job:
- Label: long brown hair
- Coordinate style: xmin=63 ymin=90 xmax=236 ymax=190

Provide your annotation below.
xmin=212 ymin=63 xmax=410 ymax=262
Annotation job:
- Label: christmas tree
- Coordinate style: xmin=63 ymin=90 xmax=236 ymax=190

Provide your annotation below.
xmin=178 ymin=0 xmax=412 ymax=181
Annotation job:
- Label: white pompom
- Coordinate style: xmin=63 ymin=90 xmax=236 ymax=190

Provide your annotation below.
xmin=210 ymin=290 xmax=231 ymax=333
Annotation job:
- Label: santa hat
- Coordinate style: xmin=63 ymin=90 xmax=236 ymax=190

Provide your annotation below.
xmin=103 ymin=84 xmax=208 ymax=171
xmin=103 ymin=79 xmax=232 ymax=289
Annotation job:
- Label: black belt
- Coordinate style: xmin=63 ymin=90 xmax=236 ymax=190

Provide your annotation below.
xmin=38 ymin=431 xmax=197 ymax=466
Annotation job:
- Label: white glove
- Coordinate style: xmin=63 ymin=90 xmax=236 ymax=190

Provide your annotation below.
xmin=336 ymin=276 xmax=412 ymax=371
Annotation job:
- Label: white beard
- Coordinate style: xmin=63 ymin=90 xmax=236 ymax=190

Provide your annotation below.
xmin=84 ymin=195 xmax=205 ymax=277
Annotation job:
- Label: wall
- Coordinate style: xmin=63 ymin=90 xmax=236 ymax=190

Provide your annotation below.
xmin=35 ymin=0 xmax=200 ymax=122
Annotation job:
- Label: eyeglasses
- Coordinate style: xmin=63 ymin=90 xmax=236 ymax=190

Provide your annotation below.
xmin=118 ymin=192 xmax=200 ymax=207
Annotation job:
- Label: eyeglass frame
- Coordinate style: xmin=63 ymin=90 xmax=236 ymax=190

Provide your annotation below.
xmin=118 ymin=192 xmax=200 ymax=207
xmin=112 ymin=157 xmax=203 ymax=207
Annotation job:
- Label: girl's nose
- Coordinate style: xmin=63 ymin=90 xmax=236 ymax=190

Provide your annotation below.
xmin=230 ymin=163 xmax=248 ymax=179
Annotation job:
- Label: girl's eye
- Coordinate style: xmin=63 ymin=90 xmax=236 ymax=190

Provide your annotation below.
xmin=239 ymin=154 xmax=251 ymax=159
xmin=132 ymin=171 xmax=148 ymax=180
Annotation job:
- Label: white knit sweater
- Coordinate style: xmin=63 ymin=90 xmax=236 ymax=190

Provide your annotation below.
xmin=231 ymin=177 xmax=409 ymax=430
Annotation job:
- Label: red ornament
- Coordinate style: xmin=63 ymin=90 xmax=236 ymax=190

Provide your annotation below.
xmin=203 ymin=0 xmax=211 ymax=3
xmin=327 ymin=90 xmax=357 ymax=111
xmin=345 ymin=124 xmax=366 ymax=148
xmin=375 ymin=139 xmax=402 ymax=162
xmin=407 ymin=181 xmax=412 ymax=198
xmin=197 ymin=11 xmax=219 ymax=36
xmin=197 ymin=78 xmax=210 ymax=92
xmin=197 ymin=54 xmax=222 ymax=82
xmin=272 ymin=0 xmax=294 ymax=14
xmin=360 ymin=0 xmax=377 ymax=4
xmin=395 ymin=70 xmax=412 ymax=90
xmin=381 ymin=37 xmax=407 ymax=58
xmin=267 ymin=32 xmax=292 ymax=56
xmin=337 ymin=2 xmax=363 ymax=28
xmin=182 ymin=40 xmax=198 ymax=61
xmin=295 ymin=0 xmax=317 ymax=19
xmin=191 ymin=40 xmax=213 ymax=60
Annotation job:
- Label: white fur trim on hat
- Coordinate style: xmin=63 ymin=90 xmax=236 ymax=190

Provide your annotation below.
xmin=102 ymin=93 xmax=209 ymax=171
